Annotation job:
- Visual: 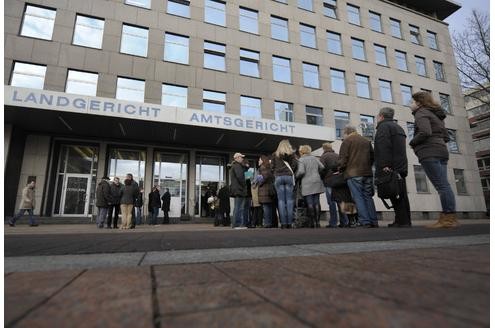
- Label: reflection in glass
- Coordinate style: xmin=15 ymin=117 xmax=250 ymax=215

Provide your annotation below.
xmin=195 ymin=156 xmax=225 ymax=217
xmin=204 ymin=41 xmax=226 ymax=71
xmin=11 ymin=62 xmax=47 ymax=89
xmin=330 ymin=68 xmax=346 ymax=93
xmin=125 ymin=0 xmax=151 ymax=8
xmin=204 ymin=0 xmax=226 ymax=26
xmin=20 ymin=5 xmax=56 ymax=40
xmin=271 ymin=16 xmax=289 ymax=41
xmin=66 ymin=70 xmax=98 ymax=96
xmin=355 ymin=74 xmax=370 ymax=98
xmin=108 ymin=149 xmax=146 ymax=188
xmin=334 ymin=111 xmax=350 ymax=139
xmin=240 ymin=49 xmax=260 ymax=77
xmin=121 ymin=24 xmax=148 ymax=57
xmin=272 ymin=56 xmax=291 ymax=83
xmin=239 ymin=7 xmax=258 ymax=34
xmin=203 ymin=90 xmax=225 ymax=112
xmin=73 ymin=15 xmax=105 ymax=49
xmin=327 ymin=31 xmax=342 ymax=55
xmin=275 ymin=101 xmax=294 ymax=122
xmin=167 ymin=0 xmax=190 ymax=17
xmin=241 ymin=96 xmax=261 ymax=118
xmin=154 ymin=153 xmax=188 ymax=216
xmin=300 ymin=24 xmax=316 ymax=48
xmin=63 ymin=177 xmax=89 ymax=215
xmin=164 ymin=33 xmax=189 ymax=64
xmin=303 ymin=63 xmax=319 ymax=89
xmin=162 ymin=84 xmax=187 ymax=108
xmin=116 ymin=77 xmax=145 ymax=102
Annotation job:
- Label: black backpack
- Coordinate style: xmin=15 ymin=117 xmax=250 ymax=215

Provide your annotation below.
xmin=374 ymin=171 xmax=401 ymax=209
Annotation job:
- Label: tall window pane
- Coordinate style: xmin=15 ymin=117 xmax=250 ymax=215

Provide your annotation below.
xmin=73 ymin=15 xmax=105 ymax=49
xmin=347 ymin=4 xmax=360 ymax=25
xmin=66 ymin=70 xmax=98 ymax=96
xmin=272 ymin=56 xmax=291 ymax=83
xmin=327 ymin=31 xmax=342 ymax=55
xmin=454 ymin=169 xmax=467 ymax=194
xmin=275 ymin=101 xmax=294 ymax=122
xmin=203 ymin=90 xmax=226 ymax=113
xmin=334 ymin=111 xmax=349 ymax=139
xmin=271 ymin=16 xmax=289 ymax=42
xmin=20 ymin=5 xmax=56 ymax=40
xmin=415 ymin=56 xmax=427 ymax=76
xmin=374 ymin=44 xmax=387 ymax=66
xmin=164 ymin=33 xmax=189 ymax=64
xmin=400 ymin=84 xmax=412 ymax=106
xmin=409 ymin=25 xmax=421 ymax=45
xmin=323 ymin=0 xmax=337 ymax=18
xmin=306 ymin=106 xmax=323 ymax=126
xmin=298 ymin=0 xmax=313 ymax=11
xmin=241 ymin=96 xmax=262 ymax=118
xmin=351 ymin=38 xmax=366 ymax=60
xmin=125 ymin=0 xmax=151 ymax=8
xmin=406 ymin=122 xmax=415 ymax=141
xmin=414 ymin=165 xmax=429 ymax=192
xmin=427 ymin=31 xmax=439 ymax=50
xmin=204 ymin=41 xmax=226 ymax=71
xmin=239 ymin=7 xmax=258 ymax=34
xmin=116 ymin=77 xmax=145 ymax=102
xmin=369 ymin=11 xmax=382 ymax=32
xmin=395 ymin=50 xmax=408 ymax=71
xmin=379 ymin=79 xmax=392 ymax=103
xmin=360 ymin=114 xmax=374 ymax=140
xmin=162 ymin=84 xmax=187 ymax=108
xmin=434 ymin=61 xmax=445 ymax=81
xmin=330 ymin=68 xmax=346 ymax=93
xmin=303 ymin=63 xmax=319 ymax=89
xmin=204 ymin=0 xmax=226 ymax=26
xmin=440 ymin=93 xmax=451 ymax=114
xmin=167 ymin=0 xmax=190 ymax=18
xmin=355 ymin=74 xmax=370 ymax=98
xmin=300 ymin=23 xmax=317 ymax=48
xmin=390 ymin=18 xmax=402 ymax=38
xmin=447 ymin=129 xmax=459 ymax=153
xmin=11 ymin=62 xmax=47 ymax=89
xmin=121 ymin=24 xmax=148 ymax=57
xmin=240 ymin=49 xmax=260 ymax=77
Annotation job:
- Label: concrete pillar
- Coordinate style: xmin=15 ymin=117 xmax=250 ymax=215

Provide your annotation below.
xmin=187 ymin=150 xmax=196 ymax=217
xmin=96 ymin=143 xmax=107 ymax=180
xmin=144 ymin=146 xmax=154 ymax=211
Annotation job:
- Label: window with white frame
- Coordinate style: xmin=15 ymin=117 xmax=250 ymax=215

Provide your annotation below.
xmin=395 ymin=50 xmax=408 ymax=71
xmin=125 ymin=0 xmax=151 ymax=9
xmin=351 ymin=38 xmax=366 ymax=60
xmin=274 ymin=101 xmax=294 ymax=122
xmin=162 ymin=84 xmax=188 ymax=108
xmin=415 ymin=56 xmax=427 ymax=76
xmin=434 ymin=61 xmax=445 ymax=81
xmin=330 ymin=68 xmax=346 ymax=93
xmin=203 ymin=90 xmax=226 ymax=112
xmin=390 ymin=18 xmax=402 ymax=38
xmin=440 ymin=93 xmax=452 ymax=114
xmin=66 ymin=70 xmax=98 ymax=96
xmin=447 ymin=129 xmax=460 ymax=153
xmin=303 ymin=62 xmax=320 ymax=88
xmin=121 ymin=24 xmax=148 ymax=57
xmin=204 ymin=41 xmax=226 ymax=71
xmin=298 ymin=0 xmax=313 ymax=11
xmin=164 ymin=33 xmax=189 ymax=64
xmin=240 ymin=49 xmax=260 ymax=78
xmin=379 ymin=79 xmax=392 ymax=103
xmin=369 ymin=11 xmax=382 ymax=32
xmin=409 ymin=25 xmax=421 ymax=45
xmin=347 ymin=4 xmax=360 ymax=25
xmin=11 ymin=62 xmax=47 ymax=89
xmin=400 ymin=84 xmax=412 ymax=106
xmin=334 ymin=111 xmax=349 ymax=139
xmin=239 ymin=7 xmax=258 ymax=34
xmin=20 ymin=4 xmax=56 ymax=40
xmin=116 ymin=77 xmax=145 ymax=102
xmin=300 ymin=23 xmax=317 ymax=48
xmin=240 ymin=96 xmax=262 ymax=118
xmin=374 ymin=44 xmax=387 ymax=66
xmin=414 ymin=165 xmax=429 ymax=192
xmin=272 ymin=56 xmax=291 ymax=83
xmin=73 ymin=15 xmax=105 ymax=49
xmin=271 ymin=16 xmax=289 ymax=42
xmin=323 ymin=0 xmax=337 ymax=18
xmin=204 ymin=0 xmax=226 ymax=26
xmin=167 ymin=0 xmax=190 ymax=18
xmin=454 ymin=169 xmax=468 ymax=194
xmin=427 ymin=30 xmax=439 ymax=50
xmin=327 ymin=31 xmax=342 ymax=55
xmin=355 ymin=74 xmax=371 ymax=98
xmin=360 ymin=114 xmax=374 ymax=140
xmin=306 ymin=106 xmax=323 ymax=126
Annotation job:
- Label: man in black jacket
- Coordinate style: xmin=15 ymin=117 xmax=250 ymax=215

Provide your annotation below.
xmin=229 ymin=152 xmax=248 ymax=228
xmin=375 ymin=107 xmax=411 ymax=227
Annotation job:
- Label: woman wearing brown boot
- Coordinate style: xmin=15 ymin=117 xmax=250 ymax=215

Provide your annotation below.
xmin=409 ymin=91 xmax=459 ymax=228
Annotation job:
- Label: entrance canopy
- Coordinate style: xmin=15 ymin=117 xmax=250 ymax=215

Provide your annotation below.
xmin=5 ymin=86 xmax=334 ymax=153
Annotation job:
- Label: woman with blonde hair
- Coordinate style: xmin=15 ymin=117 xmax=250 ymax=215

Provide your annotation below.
xmin=271 ymin=139 xmax=298 ymax=228
xmin=296 ymin=145 xmax=325 ymax=227
xmin=409 ymin=91 xmax=458 ymax=228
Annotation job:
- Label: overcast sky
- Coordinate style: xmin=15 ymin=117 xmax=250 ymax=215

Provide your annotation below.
xmin=444 ymin=0 xmax=490 ymax=34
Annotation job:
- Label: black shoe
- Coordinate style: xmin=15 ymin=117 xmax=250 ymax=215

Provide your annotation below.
xmin=398 ymin=223 xmax=412 ymax=228
xmin=106 ymin=226 xmax=112 ymax=229
xmin=8 ymin=221 xmax=15 ymax=227
xmin=370 ymin=223 xmax=379 ymax=228
xmin=388 ymin=222 xmax=400 ymax=228
xmin=29 ymin=224 xmax=39 ymax=227
xmin=325 ymin=225 xmax=337 ymax=228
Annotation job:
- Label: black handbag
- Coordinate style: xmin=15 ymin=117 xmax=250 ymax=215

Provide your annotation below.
xmin=374 ymin=171 xmax=401 ymax=209
xmin=327 ymin=172 xmax=347 ymax=188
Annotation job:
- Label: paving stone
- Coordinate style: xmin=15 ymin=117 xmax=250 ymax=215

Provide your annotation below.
xmin=153 ymin=263 xmax=233 ymax=288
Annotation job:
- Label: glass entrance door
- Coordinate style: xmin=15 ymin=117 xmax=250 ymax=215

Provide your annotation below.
xmin=195 ymin=156 xmax=226 ymax=217
xmin=108 ymin=148 xmax=146 ymax=187
xmin=61 ymin=174 xmax=91 ymax=215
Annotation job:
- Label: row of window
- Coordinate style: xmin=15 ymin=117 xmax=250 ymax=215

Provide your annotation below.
xmin=414 ymin=166 xmax=468 ymax=195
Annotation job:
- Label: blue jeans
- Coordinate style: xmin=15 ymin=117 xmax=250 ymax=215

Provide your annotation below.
xmin=96 ymin=207 xmax=108 ymax=227
xmin=347 ymin=177 xmax=377 ymax=225
xmin=325 ymin=187 xmax=348 ymax=227
xmin=233 ymin=197 xmax=246 ymax=227
xmin=275 ymin=176 xmax=295 ymax=225
xmin=135 ymin=207 xmax=142 ymax=225
xmin=150 ymin=207 xmax=159 ymax=225
xmin=11 ymin=209 xmax=36 ymax=225
xmin=420 ymin=158 xmax=456 ymax=213
xmin=244 ymin=198 xmax=251 ymax=226
xmin=262 ymin=203 xmax=272 ymax=227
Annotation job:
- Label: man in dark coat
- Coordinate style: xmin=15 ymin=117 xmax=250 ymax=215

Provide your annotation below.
xmin=161 ymin=188 xmax=171 ymax=224
xmin=229 ymin=152 xmax=248 ymax=228
xmin=375 ymin=107 xmax=411 ymax=227
xmin=339 ymin=126 xmax=378 ymax=228
xmin=148 ymin=186 xmax=161 ymax=225
xmin=217 ymin=184 xmax=231 ymax=226
xmin=126 ymin=173 xmax=139 ymax=228
xmin=95 ymin=176 xmax=111 ymax=228
xmin=107 ymin=177 xmax=123 ymax=229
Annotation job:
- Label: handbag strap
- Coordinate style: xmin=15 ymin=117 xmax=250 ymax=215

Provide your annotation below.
xmin=282 ymin=160 xmax=295 ymax=185
xmin=381 ymin=198 xmax=393 ymax=209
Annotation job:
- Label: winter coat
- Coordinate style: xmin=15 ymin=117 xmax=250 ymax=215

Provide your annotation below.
xmin=218 ymin=186 xmax=231 ymax=213
xmin=296 ymin=155 xmax=325 ymax=196
xmin=374 ymin=118 xmax=408 ymax=176
xmin=161 ymin=191 xmax=171 ymax=212
xmin=19 ymin=186 xmax=36 ymax=209
xmin=409 ymin=106 xmax=450 ymax=161
xmin=320 ymin=149 xmax=340 ymax=187
xmin=120 ymin=179 xmax=139 ymax=205
xmin=339 ymin=132 xmax=374 ymax=178
xmin=109 ymin=182 xmax=123 ymax=205
xmin=95 ymin=180 xmax=111 ymax=208
xmin=271 ymin=154 xmax=298 ymax=177
xmin=148 ymin=190 xmax=161 ymax=210
xmin=135 ymin=192 xmax=143 ymax=207
xmin=257 ymin=164 xmax=275 ymax=204
xmin=229 ymin=161 xmax=248 ymax=197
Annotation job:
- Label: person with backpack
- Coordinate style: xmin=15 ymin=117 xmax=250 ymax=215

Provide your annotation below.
xmin=375 ymin=107 xmax=411 ymax=227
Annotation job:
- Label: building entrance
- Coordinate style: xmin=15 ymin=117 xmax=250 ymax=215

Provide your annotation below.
xmin=195 ymin=155 xmax=226 ymax=217
xmin=61 ymin=174 xmax=92 ymax=215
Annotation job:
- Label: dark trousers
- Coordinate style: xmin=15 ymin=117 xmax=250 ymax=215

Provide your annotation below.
xmin=107 ymin=204 xmax=120 ymax=228
xmin=390 ymin=178 xmax=411 ymax=225
xmin=162 ymin=210 xmax=169 ymax=224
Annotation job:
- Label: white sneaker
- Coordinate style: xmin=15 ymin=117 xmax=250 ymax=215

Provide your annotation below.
xmin=234 ymin=226 xmax=248 ymax=230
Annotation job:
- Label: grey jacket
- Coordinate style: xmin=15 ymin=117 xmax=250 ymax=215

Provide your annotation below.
xmin=295 ymin=155 xmax=325 ymax=196
xmin=120 ymin=179 xmax=139 ymax=205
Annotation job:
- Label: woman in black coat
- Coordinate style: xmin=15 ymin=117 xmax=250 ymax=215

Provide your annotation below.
xmin=161 ymin=188 xmax=171 ymax=224
xmin=148 ymin=186 xmax=161 ymax=225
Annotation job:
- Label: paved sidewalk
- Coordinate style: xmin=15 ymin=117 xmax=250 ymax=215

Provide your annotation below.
xmin=5 ymin=244 xmax=489 ymax=328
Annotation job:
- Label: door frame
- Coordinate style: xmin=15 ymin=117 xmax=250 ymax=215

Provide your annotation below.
xmin=60 ymin=173 xmax=92 ymax=217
